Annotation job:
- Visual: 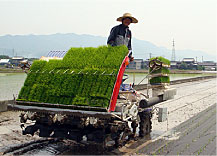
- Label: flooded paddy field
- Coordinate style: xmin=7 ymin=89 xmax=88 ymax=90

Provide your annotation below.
xmin=125 ymin=72 xmax=216 ymax=84
xmin=0 ymin=73 xmax=26 ymax=101
xmin=0 ymin=72 xmax=215 ymax=101
xmin=0 ymin=77 xmax=216 ymax=155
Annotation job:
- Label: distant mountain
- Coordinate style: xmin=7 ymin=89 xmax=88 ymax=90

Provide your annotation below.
xmin=0 ymin=33 xmax=216 ymax=61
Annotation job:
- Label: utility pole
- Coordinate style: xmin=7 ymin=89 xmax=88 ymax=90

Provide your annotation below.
xmin=13 ymin=48 xmax=15 ymax=57
xmin=202 ymin=56 xmax=203 ymax=62
xmin=196 ymin=56 xmax=197 ymax=62
xmin=149 ymin=53 xmax=152 ymax=59
xmin=171 ymin=39 xmax=176 ymax=61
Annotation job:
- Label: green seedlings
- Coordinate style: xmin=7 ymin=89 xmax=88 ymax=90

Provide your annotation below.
xmin=149 ymin=57 xmax=170 ymax=85
xmin=17 ymin=45 xmax=129 ymax=108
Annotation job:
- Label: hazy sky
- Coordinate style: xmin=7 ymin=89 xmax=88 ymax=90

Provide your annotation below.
xmin=0 ymin=0 xmax=216 ymax=56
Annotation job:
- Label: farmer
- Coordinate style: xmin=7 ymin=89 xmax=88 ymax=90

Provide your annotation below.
xmin=107 ymin=13 xmax=138 ymax=61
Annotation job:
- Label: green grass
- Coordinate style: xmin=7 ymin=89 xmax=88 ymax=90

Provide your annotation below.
xmin=17 ymin=45 xmax=128 ymax=108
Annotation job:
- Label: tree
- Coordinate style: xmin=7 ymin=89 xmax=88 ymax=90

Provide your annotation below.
xmin=179 ymin=62 xmax=188 ymax=70
xmin=197 ymin=65 xmax=204 ymax=70
xmin=0 ymin=55 xmax=10 ymax=59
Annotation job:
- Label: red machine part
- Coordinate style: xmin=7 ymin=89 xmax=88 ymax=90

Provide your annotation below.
xmin=109 ymin=56 xmax=129 ymax=112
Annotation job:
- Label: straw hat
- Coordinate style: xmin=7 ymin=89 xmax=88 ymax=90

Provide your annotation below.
xmin=117 ymin=13 xmax=138 ymax=23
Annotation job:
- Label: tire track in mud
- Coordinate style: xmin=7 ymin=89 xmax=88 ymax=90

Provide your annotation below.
xmin=0 ymin=138 xmax=74 ymax=155
xmin=136 ymin=104 xmax=216 ymax=155
xmin=157 ymin=84 xmax=216 ymax=107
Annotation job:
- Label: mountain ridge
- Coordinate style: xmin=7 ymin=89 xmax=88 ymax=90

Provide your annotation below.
xmin=0 ymin=33 xmax=215 ymax=61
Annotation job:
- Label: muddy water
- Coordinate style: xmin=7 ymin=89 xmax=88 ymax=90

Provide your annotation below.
xmin=0 ymin=73 xmax=26 ymax=101
xmin=60 ymin=130 xmax=164 ymax=155
xmin=125 ymin=72 xmax=215 ymax=84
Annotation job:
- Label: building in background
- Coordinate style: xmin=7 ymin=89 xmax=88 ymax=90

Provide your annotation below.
xmin=40 ymin=50 xmax=67 ymax=61
xmin=182 ymin=58 xmax=196 ymax=64
xmin=10 ymin=56 xmax=25 ymax=66
xmin=170 ymin=61 xmax=178 ymax=69
xmin=0 ymin=59 xmax=10 ymax=66
xmin=181 ymin=58 xmax=198 ymax=70
xmin=198 ymin=61 xmax=216 ymax=71
xmin=142 ymin=60 xmax=149 ymax=69
xmin=127 ymin=59 xmax=144 ymax=69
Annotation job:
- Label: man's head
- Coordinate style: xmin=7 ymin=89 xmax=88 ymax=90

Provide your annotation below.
xmin=122 ymin=17 xmax=132 ymax=26
xmin=117 ymin=13 xmax=138 ymax=24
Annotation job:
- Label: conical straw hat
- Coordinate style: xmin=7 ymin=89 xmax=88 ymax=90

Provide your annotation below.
xmin=117 ymin=13 xmax=138 ymax=23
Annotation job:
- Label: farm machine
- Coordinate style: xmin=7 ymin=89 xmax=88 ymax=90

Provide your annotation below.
xmin=8 ymin=48 xmax=176 ymax=148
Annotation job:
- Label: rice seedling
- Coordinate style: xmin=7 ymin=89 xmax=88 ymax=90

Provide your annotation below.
xmin=149 ymin=76 xmax=170 ymax=84
xmin=17 ymin=45 xmax=129 ymax=108
xmin=149 ymin=57 xmax=170 ymax=85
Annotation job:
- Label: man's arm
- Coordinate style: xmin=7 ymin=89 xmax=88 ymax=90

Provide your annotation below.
xmin=107 ymin=26 xmax=118 ymax=46
xmin=128 ymin=31 xmax=132 ymax=58
xmin=128 ymin=40 xmax=132 ymax=58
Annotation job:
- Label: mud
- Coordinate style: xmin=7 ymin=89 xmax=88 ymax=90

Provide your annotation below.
xmin=0 ymin=78 xmax=216 ymax=155
xmin=0 ymin=111 xmax=40 ymax=147
xmin=137 ymin=104 xmax=216 ymax=155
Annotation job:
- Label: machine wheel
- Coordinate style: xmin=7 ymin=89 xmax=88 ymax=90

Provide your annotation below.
xmin=87 ymin=130 xmax=105 ymax=143
xmin=114 ymin=123 xmax=131 ymax=147
xmin=139 ymin=111 xmax=152 ymax=137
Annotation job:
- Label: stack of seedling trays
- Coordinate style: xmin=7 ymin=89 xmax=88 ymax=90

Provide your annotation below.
xmin=17 ymin=45 xmax=129 ymax=111
xmin=149 ymin=57 xmax=170 ymax=86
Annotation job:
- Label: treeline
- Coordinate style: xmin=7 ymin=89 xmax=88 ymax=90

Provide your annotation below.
xmin=0 ymin=55 xmax=10 ymax=59
xmin=178 ymin=62 xmax=204 ymax=70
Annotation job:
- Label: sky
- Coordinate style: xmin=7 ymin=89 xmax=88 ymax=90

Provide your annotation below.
xmin=0 ymin=0 xmax=216 ymax=56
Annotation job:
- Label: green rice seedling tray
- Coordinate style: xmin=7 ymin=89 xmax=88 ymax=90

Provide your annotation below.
xmin=149 ymin=76 xmax=170 ymax=85
xmin=149 ymin=57 xmax=170 ymax=85
xmin=17 ymin=45 xmax=129 ymax=109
